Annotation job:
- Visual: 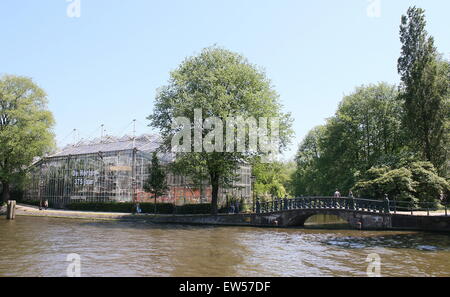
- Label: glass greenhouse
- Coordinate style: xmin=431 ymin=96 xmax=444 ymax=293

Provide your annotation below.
xmin=24 ymin=135 xmax=252 ymax=207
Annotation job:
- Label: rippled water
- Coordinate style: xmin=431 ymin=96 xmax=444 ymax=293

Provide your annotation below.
xmin=0 ymin=216 xmax=449 ymax=277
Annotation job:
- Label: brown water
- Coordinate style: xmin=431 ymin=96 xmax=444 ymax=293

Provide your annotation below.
xmin=0 ymin=216 xmax=449 ymax=277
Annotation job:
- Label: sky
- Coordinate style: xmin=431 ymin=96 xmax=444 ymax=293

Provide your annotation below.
xmin=1 ymin=0 xmax=449 ymax=160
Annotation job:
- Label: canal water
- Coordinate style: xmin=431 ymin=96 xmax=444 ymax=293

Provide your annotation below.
xmin=0 ymin=216 xmax=449 ymax=277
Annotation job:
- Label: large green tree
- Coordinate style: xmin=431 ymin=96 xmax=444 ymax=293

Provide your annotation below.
xmin=149 ymin=47 xmax=293 ymax=214
xmin=398 ymin=6 xmax=450 ymax=175
xmin=293 ymin=83 xmax=406 ymax=196
xmin=0 ymin=75 xmax=55 ymax=202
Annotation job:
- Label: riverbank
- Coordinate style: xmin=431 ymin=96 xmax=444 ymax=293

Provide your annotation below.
xmin=10 ymin=204 xmax=450 ymax=232
xmin=14 ymin=204 xmax=259 ymax=226
xmin=14 ymin=204 xmax=170 ymax=222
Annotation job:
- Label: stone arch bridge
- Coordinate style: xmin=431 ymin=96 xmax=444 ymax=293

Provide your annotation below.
xmin=252 ymin=197 xmax=392 ymax=229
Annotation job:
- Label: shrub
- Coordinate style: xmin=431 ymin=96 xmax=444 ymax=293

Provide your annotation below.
xmin=66 ymin=202 xmax=175 ymax=214
xmin=354 ymin=162 xmax=450 ymax=208
xmin=140 ymin=203 xmax=175 ymax=214
xmin=175 ymin=204 xmax=212 ymax=214
xmin=24 ymin=201 xmax=232 ymax=215
xmin=409 ymin=162 xmax=449 ymax=208
xmin=354 ymin=167 xmax=416 ymax=202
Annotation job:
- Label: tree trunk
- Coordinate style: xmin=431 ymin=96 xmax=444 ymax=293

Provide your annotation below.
xmin=210 ymin=174 xmax=219 ymax=215
xmin=2 ymin=182 xmax=10 ymax=203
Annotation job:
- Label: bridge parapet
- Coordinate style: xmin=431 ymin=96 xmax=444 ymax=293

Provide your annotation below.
xmin=256 ymin=197 xmax=390 ymax=215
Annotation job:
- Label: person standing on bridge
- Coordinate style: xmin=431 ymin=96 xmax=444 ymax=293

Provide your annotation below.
xmin=440 ymin=191 xmax=447 ymax=204
xmin=334 ymin=189 xmax=341 ymax=198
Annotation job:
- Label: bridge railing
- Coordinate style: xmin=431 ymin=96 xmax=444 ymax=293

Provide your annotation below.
xmin=389 ymin=200 xmax=449 ymax=216
xmin=255 ymin=197 xmax=390 ymax=214
xmin=254 ymin=197 xmax=449 ymax=217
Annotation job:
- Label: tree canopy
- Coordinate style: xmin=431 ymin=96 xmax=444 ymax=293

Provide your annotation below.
xmin=398 ymin=6 xmax=450 ymax=175
xmin=149 ymin=47 xmax=293 ymax=214
xmin=292 ymin=7 xmax=449 ymax=205
xmin=252 ymin=159 xmax=295 ymax=200
xmin=294 ymin=83 xmax=405 ymax=196
xmin=0 ymin=75 xmax=55 ymax=202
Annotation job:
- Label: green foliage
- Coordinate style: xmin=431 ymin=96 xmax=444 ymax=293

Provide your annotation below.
xmin=398 ymin=7 xmax=450 ymax=175
xmin=175 ymin=203 xmax=227 ymax=215
xmin=293 ymin=83 xmax=405 ymax=196
xmin=174 ymin=203 xmax=212 ymax=214
xmin=293 ymin=7 xmax=450 ymax=200
xmin=143 ymin=152 xmax=169 ymax=199
xmin=408 ymin=162 xmax=449 ymax=206
xmin=148 ymin=46 xmax=294 ymax=214
xmin=252 ymin=160 xmax=295 ymax=199
xmin=353 ymin=162 xmax=449 ymax=206
xmin=353 ymin=167 xmax=416 ymax=202
xmin=0 ymin=75 xmax=55 ymax=202
xmin=65 ymin=202 xmax=229 ymax=215
xmin=66 ymin=202 xmax=175 ymax=214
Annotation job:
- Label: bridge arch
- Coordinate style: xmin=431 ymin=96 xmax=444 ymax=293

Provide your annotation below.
xmin=303 ymin=213 xmax=351 ymax=228
xmin=284 ymin=209 xmax=357 ymax=228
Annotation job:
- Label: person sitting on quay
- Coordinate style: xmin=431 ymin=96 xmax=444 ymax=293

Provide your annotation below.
xmin=229 ymin=203 xmax=235 ymax=214
xmin=235 ymin=200 xmax=240 ymax=214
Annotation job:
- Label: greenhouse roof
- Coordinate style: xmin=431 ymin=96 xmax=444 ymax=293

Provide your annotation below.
xmin=49 ymin=134 xmax=164 ymax=158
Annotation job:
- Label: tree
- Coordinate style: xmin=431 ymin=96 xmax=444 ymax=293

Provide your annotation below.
xmin=0 ymin=75 xmax=55 ymax=202
xmin=293 ymin=83 xmax=406 ymax=196
xmin=252 ymin=160 xmax=295 ymax=200
xmin=398 ymin=7 xmax=450 ymax=175
xmin=143 ymin=152 xmax=169 ymax=212
xmin=293 ymin=126 xmax=327 ymax=196
xmin=149 ymin=47 xmax=293 ymax=214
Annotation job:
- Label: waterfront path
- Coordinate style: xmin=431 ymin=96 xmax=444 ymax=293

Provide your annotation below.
xmin=15 ymin=204 xmax=149 ymax=221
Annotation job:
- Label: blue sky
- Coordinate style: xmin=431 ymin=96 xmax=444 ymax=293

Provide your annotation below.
xmin=1 ymin=0 xmax=449 ymax=159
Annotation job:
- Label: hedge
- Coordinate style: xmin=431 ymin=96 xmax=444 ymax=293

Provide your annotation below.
xmin=66 ymin=202 xmax=175 ymax=214
xmin=22 ymin=200 xmax=58 ymax=209
xmin=65 ymin=202 xmax=231 ymax=214
xmin=175 ymin=203 xmax=212 ymax=214
xmin=22 ymin=200 xmax=231 ymax=214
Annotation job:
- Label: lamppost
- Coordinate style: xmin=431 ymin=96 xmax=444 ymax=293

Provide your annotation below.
xmin=250 ymin=175 xmax=256 ymax=213
xmin=38 ymin=160 xmax=48 ymax=210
